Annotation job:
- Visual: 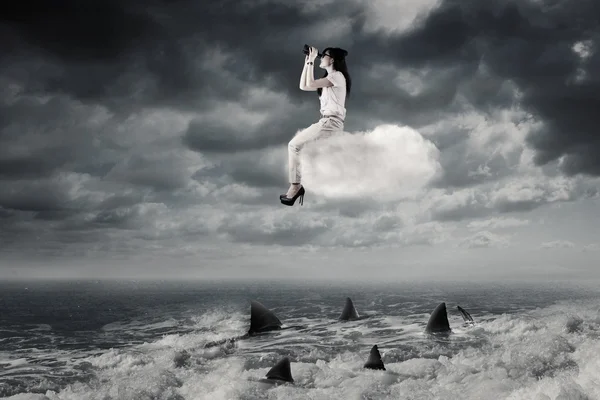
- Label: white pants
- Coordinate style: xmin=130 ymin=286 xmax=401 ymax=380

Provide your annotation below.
xmin=288 ymin=116 xmax=344 ymax=183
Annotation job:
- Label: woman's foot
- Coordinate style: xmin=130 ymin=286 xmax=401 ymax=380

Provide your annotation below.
xmin=283 ymin=183 xmax=302 ymax=199
xmin=280 ymin=185 xmax=306 ymax=206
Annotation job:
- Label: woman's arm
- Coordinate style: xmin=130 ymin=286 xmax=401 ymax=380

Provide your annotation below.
xmin=299 ymin=57 xmax=311 ymax=91
xmin=300 ymin=56 xmax=317 ymax=91
xmin=305 ymin=47 xmax=333 ymax=90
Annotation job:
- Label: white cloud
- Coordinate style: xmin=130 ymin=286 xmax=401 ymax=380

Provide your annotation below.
xmin=572 ymin=40 xmax=593 ymax=60
xmin=540 ymin=240 xmax=575 ymax=249
xmin=459 ymin=231 xmax=510 ymax=249
xmin=582 ymin=243 xmax=600 ymax=252
xmin=423 ymin=187 xmax=488 ymax=221
xmin=490 ymin=176 xmax=576 ymax=210
xmin=356 ymin=0 xmax=443 ymax=34
xmin=420 ymin=173 xmax=599 ymax=223
xmin=400 ymin=221 xmax=452 ymax=246
xmin=299 ymin=124 xmax=442 ymax=201
xmin=309 ymin=17 xmax=355 ymax=43
xmin=467 ymin=217 xmax=530 ymax=230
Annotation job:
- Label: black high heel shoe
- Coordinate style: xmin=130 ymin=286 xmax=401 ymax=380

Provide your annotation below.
xmin=280 ymin=186 xmax=305 ymax=206
xmin=280 ymin=184 xmax=300 ymax=200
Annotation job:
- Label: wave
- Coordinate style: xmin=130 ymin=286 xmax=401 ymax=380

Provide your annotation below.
xmin=4 ymin=298 xmax=600 ymax=400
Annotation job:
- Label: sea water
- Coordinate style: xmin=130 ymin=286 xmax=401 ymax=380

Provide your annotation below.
xmin=1 ymin=279 xmax=599 ymax=400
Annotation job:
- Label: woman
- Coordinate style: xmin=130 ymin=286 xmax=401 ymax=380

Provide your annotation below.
xmin=280 ymin=45 xmax=352 ymax=206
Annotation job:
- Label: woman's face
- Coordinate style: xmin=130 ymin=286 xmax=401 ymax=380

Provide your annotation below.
xmin=319 ymin=52 xmax=333 ymax=69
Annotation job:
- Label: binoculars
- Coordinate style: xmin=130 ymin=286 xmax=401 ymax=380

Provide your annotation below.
xmin=303 ymin=44 xmax=323 ymax=59
xmin=303 ymin=44 xmax=348 ymax=59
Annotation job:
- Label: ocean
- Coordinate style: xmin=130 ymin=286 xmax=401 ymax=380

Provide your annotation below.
xmin=1 ymin=279 xmax=599 ymax=400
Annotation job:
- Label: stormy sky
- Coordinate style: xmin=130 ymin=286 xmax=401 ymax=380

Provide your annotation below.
xmin=1 ymin=0 xmax=599 ymax=281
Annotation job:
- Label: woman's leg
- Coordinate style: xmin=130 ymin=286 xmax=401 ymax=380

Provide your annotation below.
xmin=285 ymin=118 xmax=343 ymax=197
xmin=288 ymin=122 xmax=321 ymax=185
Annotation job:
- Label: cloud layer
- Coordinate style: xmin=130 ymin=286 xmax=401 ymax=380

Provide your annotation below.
xmin=1 ymin=0 xmax=600 ymax=278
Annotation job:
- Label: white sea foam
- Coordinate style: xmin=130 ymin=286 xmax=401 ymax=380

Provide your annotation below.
xmin=6 ymin=298 xmax=595 ymax=400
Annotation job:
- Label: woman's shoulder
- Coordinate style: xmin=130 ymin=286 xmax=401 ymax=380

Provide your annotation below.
xmin=332 ymin=70 xmax=346 ymax=84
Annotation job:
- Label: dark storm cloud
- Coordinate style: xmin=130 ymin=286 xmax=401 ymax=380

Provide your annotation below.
xmin=310 ymin=197 xmax=399 ymax=219
xmin=428 ymin=125 xmax=520 ymax=189
xmin=0 ymin=93 xmax=193 ymax=216
xmin=1 ymin=0 xmax=482 ymax=150
xmin=216 ymin=213 xmax=333 ymax=247
xmin=2 ymin=0 xmax=600 ymax=258
xmin=219 ymin=154 xmax=286 ymax=189
xmin=0 ymin=207 xmax=15 ymax=219
xmin=371 ymin=214 xmax=403 ymax=232
xmin=4 ymin=0 xmax=600 ymax=172
xmin=2 ymin=0 xmax=209 ymax=110
xmin=182 ymin=102 xmax=314 ymax=154
xmin=0 ymin=175 xmax=79 ymax=213
xmin=190 ymin=0 xmax=600 ymax=180
xmin=383 ymin=0 xmax=600 ymax=177
xmin=104 ymin=149 xmax=194 ymax=191
xmin=0 ymin=95 xmax=97 ymax=179
xmin=1 ymin=0 xmax=359 ymax=111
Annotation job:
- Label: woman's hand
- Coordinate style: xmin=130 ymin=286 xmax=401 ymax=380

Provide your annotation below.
xmin=308 ymin=46 xmax=318 ymax=62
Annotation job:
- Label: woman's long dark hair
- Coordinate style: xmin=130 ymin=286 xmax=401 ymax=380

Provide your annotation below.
xmin=317 ymin=47 xmax=351 ymax=98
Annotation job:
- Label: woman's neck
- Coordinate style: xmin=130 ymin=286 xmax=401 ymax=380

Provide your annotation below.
xmin=325 ymin=65 xmax=335 ymax=74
